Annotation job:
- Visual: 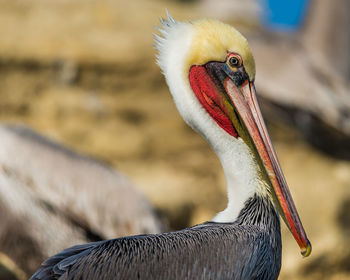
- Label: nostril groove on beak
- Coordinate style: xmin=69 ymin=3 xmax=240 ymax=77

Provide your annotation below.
xmin=231 ymin=71 xmax=248 ymax=87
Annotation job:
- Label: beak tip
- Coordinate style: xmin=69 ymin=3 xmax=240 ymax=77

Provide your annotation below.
xmin=301 ymin=239 xmax=312 ymax=258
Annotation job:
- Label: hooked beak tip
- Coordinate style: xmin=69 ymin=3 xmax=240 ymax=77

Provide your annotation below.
xmin=301 ymin=240 xmax=312 ymax=257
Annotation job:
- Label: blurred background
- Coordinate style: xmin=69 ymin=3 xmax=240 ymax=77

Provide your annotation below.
xmin=0 ymin=0 xmax=349 ymax=279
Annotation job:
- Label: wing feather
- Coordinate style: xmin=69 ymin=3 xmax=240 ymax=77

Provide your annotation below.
xmin=30 ymin=223 xmax=280 ymax=280
xmin=30 ymin=241 xmax=104 ymax=280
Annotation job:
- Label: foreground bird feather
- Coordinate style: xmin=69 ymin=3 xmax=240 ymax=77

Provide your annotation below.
xmin=31 ymin=14 xmax=311 ymax=280
xmin=32 ymin=196 xmax=281 ymax=279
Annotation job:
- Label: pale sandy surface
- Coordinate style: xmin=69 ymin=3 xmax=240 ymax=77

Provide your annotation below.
xmin=0 ymin=0 xmax=349 ymax=279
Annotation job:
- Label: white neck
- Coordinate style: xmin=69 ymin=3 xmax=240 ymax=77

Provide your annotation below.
xmin=156 ymin=18 xmax=264 ymax=223
xmin=211 ymin=136 xmax=262 ymax=222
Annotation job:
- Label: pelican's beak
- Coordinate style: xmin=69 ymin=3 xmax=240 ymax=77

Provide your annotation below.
xmin=189 ymin=61 xmax=311 ymax=256
xmin=224 ymin=79 xmax=312 ymax=257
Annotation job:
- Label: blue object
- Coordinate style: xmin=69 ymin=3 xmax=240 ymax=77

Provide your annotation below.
xmin=260 ymin=0 xmax=310 ymax=32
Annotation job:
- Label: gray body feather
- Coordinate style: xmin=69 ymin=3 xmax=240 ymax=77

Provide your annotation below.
xmin=31 ymin=195 xmax=281 ymax=280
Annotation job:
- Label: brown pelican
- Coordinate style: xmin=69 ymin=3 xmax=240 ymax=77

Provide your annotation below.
xmin=30 ymin=14 xmax=311 ymax=280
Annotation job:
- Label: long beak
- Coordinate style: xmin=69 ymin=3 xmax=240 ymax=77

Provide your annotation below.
xmin=224 ymin=79 xmax=312 ymax=257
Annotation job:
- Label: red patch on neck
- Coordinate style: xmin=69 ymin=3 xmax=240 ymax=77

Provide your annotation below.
xmin=189 ymin=65 xmax=238 ymax=137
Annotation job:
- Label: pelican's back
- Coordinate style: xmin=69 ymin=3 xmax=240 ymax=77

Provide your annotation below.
xmin=31 ymin=197 xmax=281 ymax=280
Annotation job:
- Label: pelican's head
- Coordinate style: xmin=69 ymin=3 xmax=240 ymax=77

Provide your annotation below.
xmin=155 ymin=14 xmax=311 ymax=257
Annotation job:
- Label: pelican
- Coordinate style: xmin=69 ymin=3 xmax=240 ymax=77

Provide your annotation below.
xmin=31 ymin=14 xmax=311 ymax=280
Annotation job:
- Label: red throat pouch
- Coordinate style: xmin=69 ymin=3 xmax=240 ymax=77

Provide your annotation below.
xmin=189 ymin=65 xmax=238 ymax=137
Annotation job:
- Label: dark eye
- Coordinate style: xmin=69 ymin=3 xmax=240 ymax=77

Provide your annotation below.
xmin=229 ymin=57 xmax=239 ymax=67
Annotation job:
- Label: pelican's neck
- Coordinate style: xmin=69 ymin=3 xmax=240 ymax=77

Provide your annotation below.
xmin=209 ymin=133 xmax=268 ymax=223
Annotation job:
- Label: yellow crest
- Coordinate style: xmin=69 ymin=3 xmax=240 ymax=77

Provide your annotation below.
xmin=186 ymin=19 xmax=256 ymax=81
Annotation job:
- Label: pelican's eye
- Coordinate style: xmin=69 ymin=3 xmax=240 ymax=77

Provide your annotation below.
xmin=227 ymin=54 xmax=242 ymax=69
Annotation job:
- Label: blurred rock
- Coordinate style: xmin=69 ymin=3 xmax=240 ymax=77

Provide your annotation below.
xmin=337 ymin=197 xmax=350 ymax=237
xmin=200 ymin=0 xmax=260 ymax=23
xmin=0 ymin=124 xmax=163 ymax=274
xmin=301 ymin=246 xmax=350 ymax=280
xmin=302 ymin=0 xmax=350 ymax=81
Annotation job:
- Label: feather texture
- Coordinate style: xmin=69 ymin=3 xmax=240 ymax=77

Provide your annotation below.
xmin=30 ymin=196 xmax=281 ymax=280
